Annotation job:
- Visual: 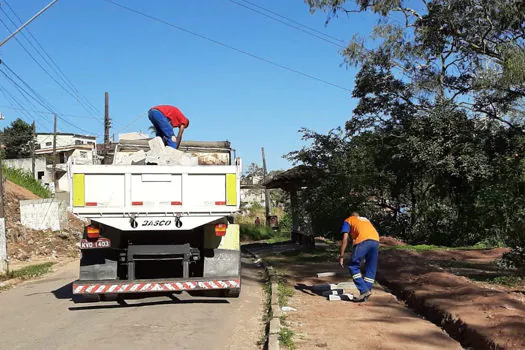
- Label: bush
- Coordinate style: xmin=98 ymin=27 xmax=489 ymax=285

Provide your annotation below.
xmin=3 ymin=167 xmax=52 ymax=198
xmin=240 ymin=224 xmax=275 ymax=241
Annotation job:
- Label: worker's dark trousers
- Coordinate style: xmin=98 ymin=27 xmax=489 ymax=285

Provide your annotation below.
xmin=348 ymin=239 xmax=379 ymax=294
xmin=148 ymin=109 xmax=178 ymax=148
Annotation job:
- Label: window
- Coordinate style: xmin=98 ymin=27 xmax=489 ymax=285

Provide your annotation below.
xmin=75 ymin=140 xmax=82 ymax=145
xmin=45 ymin=142 xmax=52 ymax=147
xmin=80 ymin=151 xmax=88 ymax=159
xmin=37 ymin=171 xmax=44 ymax=180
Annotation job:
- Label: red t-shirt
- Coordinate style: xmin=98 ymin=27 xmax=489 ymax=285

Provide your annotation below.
xmin=152 ymin=105 xmax=189 ymax=128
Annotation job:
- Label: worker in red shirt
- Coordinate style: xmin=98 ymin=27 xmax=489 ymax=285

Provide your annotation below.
xmin=148 ymin=105 xmax=190 ymax=149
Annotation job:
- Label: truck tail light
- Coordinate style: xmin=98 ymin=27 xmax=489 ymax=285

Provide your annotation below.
xmin=87 ymin=226 xmax=100 ymax=239
xmin=171 ymin=201 xmax=182 ymax=206
xmin=215 ymin=224 xmax=227 ymax=237
xmin=215 ymin=201 xmax=226 ymax=206
xmin=86 ymin=202 xmax=97 ymax=207
xmin=132 ymin=201 xmax=143 ymax=206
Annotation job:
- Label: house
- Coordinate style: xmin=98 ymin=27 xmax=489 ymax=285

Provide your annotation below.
xmin=36 ymin=133 xmax=96 ymax=150
xmin=34 ymin=132 xmax=98 ymax=192
xmin=240 ymin=175 xmax=265 ymax=209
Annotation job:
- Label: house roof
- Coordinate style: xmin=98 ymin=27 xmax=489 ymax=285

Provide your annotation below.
xmin=35 ymin=144 xmax=94 ymax=154
xmin=263 ymin=165 xmax=322 ymax=191
xmin=37 ymin=132 xmax=97 ymax=139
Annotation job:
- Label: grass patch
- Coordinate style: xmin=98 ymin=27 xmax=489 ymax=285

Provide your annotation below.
xmin=279 ymin=327 xmax=295 ymax=349
xmin=382 ymin=244 xmax=449 ymax=252
xmin=0 ymin=262 xmax=55 ymax=281
xmin=3 ymin=166 xmax=52 ymax=198
xmin=471 ymin=275 xmax=524 ymax=287
xmin=279 ymin=246 xmax=339 ymax=263
xmin=266 ymin=232 xmax=290 ymax=244
xmin=277 ymin=278 xmax=294 ymax=307
xmin=240 ymin=224 xmax=275 ymax=241
xmin=257 ymin=275 xmax=273 ymax=347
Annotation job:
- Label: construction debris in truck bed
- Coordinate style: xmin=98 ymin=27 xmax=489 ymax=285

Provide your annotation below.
xmin=114 ymin=136 xmax=231 ymax=166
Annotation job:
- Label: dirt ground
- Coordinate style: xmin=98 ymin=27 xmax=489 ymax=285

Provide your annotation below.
xmin=377 ymin=238 xmax=525 ymax=350
xmin=253 ymin=243 xmax=461 ymax=350
xmin=4 ymin=181 xmax=85 ymax=264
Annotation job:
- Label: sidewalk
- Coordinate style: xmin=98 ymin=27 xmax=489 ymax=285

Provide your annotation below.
xmin=247 ymin=242 xmax=461 ymax=350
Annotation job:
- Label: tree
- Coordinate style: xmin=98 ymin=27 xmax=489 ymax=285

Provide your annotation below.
xmin=3 ymin=118 xmax=33 ymax=159
xmin=286 ymin=0 xmax=525 ymax=257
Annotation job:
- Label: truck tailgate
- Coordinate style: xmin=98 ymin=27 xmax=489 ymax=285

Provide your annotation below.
xmin=69 ymin=164 xmax=240 ymax=216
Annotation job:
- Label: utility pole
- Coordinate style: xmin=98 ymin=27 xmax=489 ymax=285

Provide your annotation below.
xmin=0 ymin=0 xmax=58 ymax=48
xmin=52 ymin=113 xmax=57 ymax=193
xmin=31 ymin=121 xmax=36 ymax=179
xmin=0 ymin=156 xmax=6 ymax=273
xmin=103 ymin=92 xmax=111 ymax=164
xmin=261 ymin=147 xmax=271 ymax=227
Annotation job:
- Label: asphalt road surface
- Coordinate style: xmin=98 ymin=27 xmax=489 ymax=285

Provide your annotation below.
xmin=0 ymin=256 xmax=264 ymax=350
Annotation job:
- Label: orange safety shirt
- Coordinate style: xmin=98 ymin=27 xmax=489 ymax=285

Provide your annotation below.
xmin=341 ymin=215 xmax=379 ymax=245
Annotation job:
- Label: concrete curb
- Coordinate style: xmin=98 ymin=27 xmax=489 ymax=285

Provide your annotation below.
xmin=242 ymin=246 xmax=281 ymax=350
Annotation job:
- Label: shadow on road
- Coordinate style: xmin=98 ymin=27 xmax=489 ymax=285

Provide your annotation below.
xmin=51 ymin=282 xmax=73 ymax=300
xmin=294 ymin=283 xmax=325 ymax=297
xmin=69 ymin=295 xmax=229 ymax=311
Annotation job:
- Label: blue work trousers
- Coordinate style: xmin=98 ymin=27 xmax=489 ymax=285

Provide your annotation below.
xmin=148 ymin=109 xmax=178 ymax=149
xmin=348 ymin=239 xmax=379 ymax=294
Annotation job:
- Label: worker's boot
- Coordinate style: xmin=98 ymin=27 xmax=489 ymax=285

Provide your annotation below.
xmin=354 ymin=290 xmax=372 ymax=302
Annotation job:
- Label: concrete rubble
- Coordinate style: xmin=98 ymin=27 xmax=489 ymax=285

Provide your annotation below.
xmin=115 ymin=137 xmax=199 ymax=166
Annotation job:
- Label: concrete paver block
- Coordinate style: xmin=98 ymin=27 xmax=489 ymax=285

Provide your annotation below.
xmin=322 ymin=289 xmax=344 ymax=297
xmin=148 ymin=137 xmax=166 ymax=155
xmin=328 ymin=293 xmax=355 ymax=301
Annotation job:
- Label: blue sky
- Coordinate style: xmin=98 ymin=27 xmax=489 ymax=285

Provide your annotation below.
xmin=0 ymin=0 xmax=377 ymax=171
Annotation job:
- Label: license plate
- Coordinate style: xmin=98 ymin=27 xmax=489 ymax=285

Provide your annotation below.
xmin=80 ymin=238 xmax=111 ymax=249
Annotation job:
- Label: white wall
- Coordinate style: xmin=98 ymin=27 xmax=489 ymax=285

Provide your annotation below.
xmin=36 ymin=134 xmax=96 ymax=149
xmin=4 ymin=158 xmax=47 ymax=180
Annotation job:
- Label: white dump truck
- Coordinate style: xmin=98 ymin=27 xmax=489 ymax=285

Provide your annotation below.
xmin=68 ymin=139 xmax=242 ymax=301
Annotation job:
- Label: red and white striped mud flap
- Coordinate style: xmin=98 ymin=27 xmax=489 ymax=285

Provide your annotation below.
xmin=72 ymin=279 xmax=241 ymax=294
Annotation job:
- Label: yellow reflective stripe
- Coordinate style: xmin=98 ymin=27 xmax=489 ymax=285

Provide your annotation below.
xmin=72 ymin=174 xmax=85 ymax=207
xmin=226 ymin=173 xmax=237 ymax=206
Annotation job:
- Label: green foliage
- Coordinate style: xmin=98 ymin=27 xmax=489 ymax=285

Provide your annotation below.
xmin=3 ymin=119 xmax=33 ymax=159
xmin=239 ymin=224 xmax=275 ymax=241
xmin=1 ymin=262 xmax=55 ymax=280
xmin=500 ymin=247 xmax=525 ymax=269
xmin=3 ymin=167 xmax=52 ymax=198
xmin=279 ymin=327 xmax=295 ymax=349
xmin=288 ymin=0 xmax=525 ymax=252
xmin=277 ymin=278 xmax=294 ymax=307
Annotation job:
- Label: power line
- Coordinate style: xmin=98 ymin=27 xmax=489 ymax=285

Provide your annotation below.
xmin=0 ymin=105 xmax=102 ymax=119
xmin=233 ymin=0 xmax=346 ymax=44
xmin=113 ymin=112 xmax=147 ymax=136
xmin=104 ymin=0 xmax=352 ymax=93
xmin=228 ymin=0 xmax=344 ymax=48
xmin=0 ymin=63 xmax=101 ymax=136
xmin=0 ymin=14 xmax=103 ymax=121
xmin=1 ymin=2 xmax=122 ymax=127
xmin=0 ymin=85 xmax=54 ymax=131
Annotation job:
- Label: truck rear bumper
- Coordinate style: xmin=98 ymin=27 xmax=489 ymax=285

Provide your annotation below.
xmin=73 ymin=278 xmax=240 ymax=295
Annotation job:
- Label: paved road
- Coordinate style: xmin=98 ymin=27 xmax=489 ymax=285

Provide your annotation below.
xmin=0 ymin=255 xmax=264 ymax=350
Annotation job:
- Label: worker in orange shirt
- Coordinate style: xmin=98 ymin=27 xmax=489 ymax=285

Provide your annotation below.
xmin=338 ymin=212 xmax=380 ymax=302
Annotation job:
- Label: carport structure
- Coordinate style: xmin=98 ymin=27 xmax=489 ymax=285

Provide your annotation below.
xmin=262 ymin=165 xmax=320 ymax=246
